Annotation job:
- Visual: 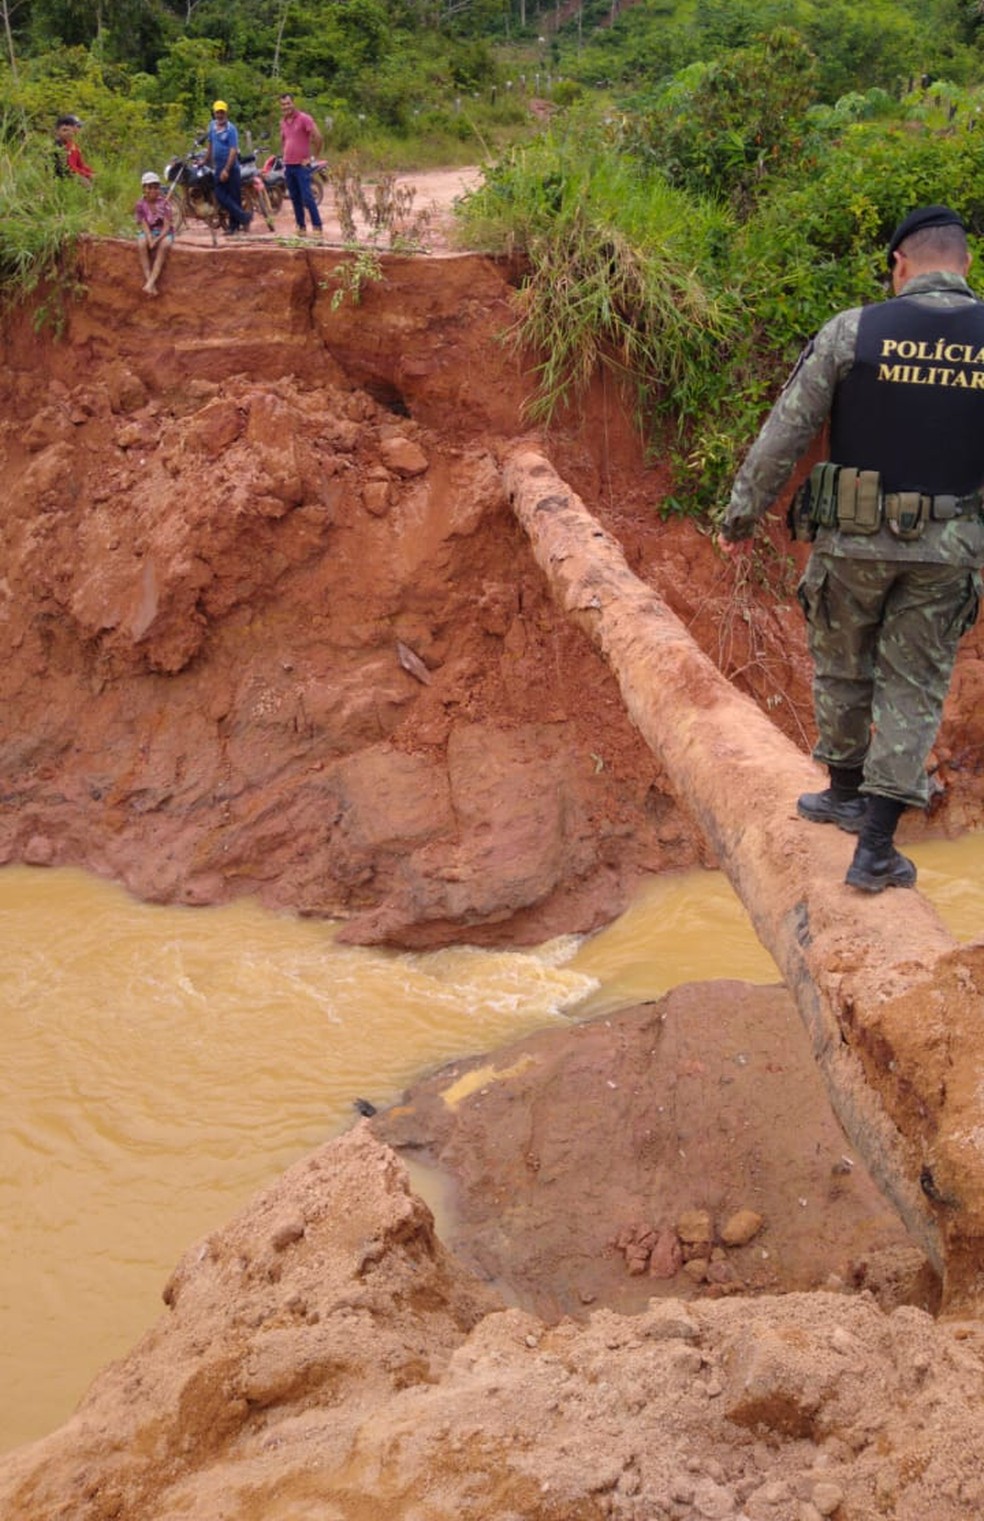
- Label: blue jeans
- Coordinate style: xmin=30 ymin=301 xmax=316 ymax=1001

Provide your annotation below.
xmin=214 ymin=162 xmax=250 ymax=228
xmin=285 ymin=162 xmax=322 ymax=231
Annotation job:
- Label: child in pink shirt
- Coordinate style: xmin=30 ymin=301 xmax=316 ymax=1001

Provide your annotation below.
xmin=135 ymin=172 xmax=175 ymax=296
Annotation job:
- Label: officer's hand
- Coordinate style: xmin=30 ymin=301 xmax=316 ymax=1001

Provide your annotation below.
xmin=716 ymin=532 xmax=752 ymax=558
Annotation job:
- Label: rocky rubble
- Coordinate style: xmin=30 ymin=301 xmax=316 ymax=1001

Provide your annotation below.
xmin=0 ymin=353 xmax=702 ymax=947
xmin=612 ymin=1205 xmax=764 ymax=1286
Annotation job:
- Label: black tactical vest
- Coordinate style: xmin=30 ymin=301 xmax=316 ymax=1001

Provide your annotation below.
xmin=830 ymin=294 xmax=984 ymax=495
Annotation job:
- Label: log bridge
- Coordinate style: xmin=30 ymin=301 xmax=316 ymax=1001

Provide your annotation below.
xmin=503 ymin=445 xmax=984 ymax=1316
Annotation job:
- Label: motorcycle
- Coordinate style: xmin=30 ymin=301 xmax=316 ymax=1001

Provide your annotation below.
xmin=262 ymin=153 xmax=330 ymax=207
xmin=162 ymin=145 xmax=216 ymax=234
xmin=252 ymin=147 xmax=287 ymax=213
xmin=163 ymin=140 xmax=278 ymax=237
xmin=240 ymin=151 xmax=279 ymax=228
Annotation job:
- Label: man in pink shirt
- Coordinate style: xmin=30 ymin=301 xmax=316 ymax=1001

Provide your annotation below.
xmin=279 ymin=92 xmax=324 ymax=238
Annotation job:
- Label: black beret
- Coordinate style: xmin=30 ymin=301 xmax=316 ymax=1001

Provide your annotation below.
xmin=886 ymin=204 xmax=966 ymax=269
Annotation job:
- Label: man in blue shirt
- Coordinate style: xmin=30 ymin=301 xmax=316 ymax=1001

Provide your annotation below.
xmin=206 ymin=101 xmax=252 ymax=235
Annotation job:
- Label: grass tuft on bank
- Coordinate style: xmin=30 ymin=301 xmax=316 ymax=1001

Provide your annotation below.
xmin=457 ymin=68 xmax=984 ymax=518
xmin=0 ymin=129 xmax=87 ymax=314
xmin=459 ymin=113 xmax=736 ymax=456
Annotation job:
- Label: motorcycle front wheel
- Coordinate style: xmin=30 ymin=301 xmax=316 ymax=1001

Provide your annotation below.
xmin=243 ymin=179 xmax=276 ymax=232
xmin=189 ymin=188 xmax=221 ymax=229
xmin=309 ymin=177 xmax=324 ymax=207
xmin=266 ymin=184 xmax=285 ymax=214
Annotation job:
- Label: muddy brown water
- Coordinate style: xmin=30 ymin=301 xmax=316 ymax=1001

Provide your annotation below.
xmin=2 ymin=838 xmax=982 ymax=1452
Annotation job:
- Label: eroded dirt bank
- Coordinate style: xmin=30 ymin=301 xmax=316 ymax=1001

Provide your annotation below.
xmin=1 ymin=243 xmax=699 ymax=947
xmin=3 ymin=240 xmax=984 ymax=947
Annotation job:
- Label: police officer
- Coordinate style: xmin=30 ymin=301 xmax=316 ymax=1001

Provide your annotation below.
xmin=719 ymin=205 xmax=984 ymax=893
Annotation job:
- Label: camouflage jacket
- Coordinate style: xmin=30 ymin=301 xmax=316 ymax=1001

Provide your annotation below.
xmin=722 ymin=271 xmax=984 ymax=566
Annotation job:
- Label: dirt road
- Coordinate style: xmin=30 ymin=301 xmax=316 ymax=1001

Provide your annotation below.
xmin=170 ymin=165 xmax=484 ymax=255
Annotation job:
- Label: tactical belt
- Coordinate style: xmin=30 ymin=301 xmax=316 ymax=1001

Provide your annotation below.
xmin=789 ymin=463 xmax=984 ymax=542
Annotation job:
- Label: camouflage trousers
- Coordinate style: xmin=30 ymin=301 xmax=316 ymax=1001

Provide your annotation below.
xmin=797 ymin=551 xmax=980 ymax=807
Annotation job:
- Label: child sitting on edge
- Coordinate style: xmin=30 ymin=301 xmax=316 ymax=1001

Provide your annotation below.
xmin=135 ymin=172 xmax=175 ymax=296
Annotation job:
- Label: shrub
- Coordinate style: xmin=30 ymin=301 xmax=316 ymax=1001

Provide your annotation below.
xmin=458 ymin=108 xmax=737 ymax=441
xmin=639 ymin=28 xmax=819 ymax=211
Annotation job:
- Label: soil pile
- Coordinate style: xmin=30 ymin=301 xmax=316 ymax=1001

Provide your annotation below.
xmin=1 ymin=1118 xmax=981 ymax=1521
xmin=372 ymin=984 xmax=936 ymax=1320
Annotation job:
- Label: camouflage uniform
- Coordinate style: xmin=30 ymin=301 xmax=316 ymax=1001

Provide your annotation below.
xmin=722 ymin=271 xmax=984 ymax=807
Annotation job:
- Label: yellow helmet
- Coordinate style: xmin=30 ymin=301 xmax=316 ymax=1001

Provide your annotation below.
xmin=212 ymin=100 xmax=228 ymax=114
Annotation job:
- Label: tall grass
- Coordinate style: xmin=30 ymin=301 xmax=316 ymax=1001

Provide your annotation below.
xmin=456 ymin=114 xmax=738 ymax=452
xmin=454 ymin=82 xmax=984 ymax=519
xmin=0 ymin=120 xmax=93 ymax=307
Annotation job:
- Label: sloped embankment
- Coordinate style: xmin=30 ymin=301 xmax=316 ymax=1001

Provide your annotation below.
xmin=4 ymin=239 xmax=984 ymax=945
xmin=1 ymin=242 xmax=709 ymax=947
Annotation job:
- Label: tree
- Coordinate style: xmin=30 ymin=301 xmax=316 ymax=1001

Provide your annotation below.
xmin=1 ymin=0 xmax=21 ymax=74
xmin=152 ymin=33 xmax=223 ymax=120
xmin=645 ymin=27 xmax=819 ymax=209
xmin=271 ymin=0 xmax=288 ymax=75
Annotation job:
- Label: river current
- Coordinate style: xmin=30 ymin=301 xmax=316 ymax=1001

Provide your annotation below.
xmin=2 ymin=839 xmax=982 ymax=1451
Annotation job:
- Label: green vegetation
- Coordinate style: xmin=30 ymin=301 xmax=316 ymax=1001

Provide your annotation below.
xmin=0 ymin=0 xmax=542 ymax=300
xmin=458 ymin=0 xmax=984 ymax=515
xmin=461 ymin=110 xmax=736 ymax=435
xmin=4 ymin=0 xmax=984 ymax=519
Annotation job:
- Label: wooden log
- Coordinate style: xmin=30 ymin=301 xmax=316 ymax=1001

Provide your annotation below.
xmin=503 ymin=445 xmax=984 ymax=1314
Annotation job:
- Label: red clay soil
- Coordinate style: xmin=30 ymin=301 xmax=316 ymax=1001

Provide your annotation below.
xmin=3 ymin=195 xmax=983 ymax=948
xmin=4 ymin=180 xmax=984 ymax=1516
xmin=0 ymin=217 xmax=705 ymax=949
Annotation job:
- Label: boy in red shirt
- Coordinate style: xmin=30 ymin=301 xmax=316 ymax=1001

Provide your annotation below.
xmin=54 ymin=115 xmax=93 ymax=182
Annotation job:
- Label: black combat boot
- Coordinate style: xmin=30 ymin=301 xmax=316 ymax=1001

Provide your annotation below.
xmin=797 ymin=765 xmax=867 ymax=833
xmin=845 ymin=794 xmax=916 ymax=892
